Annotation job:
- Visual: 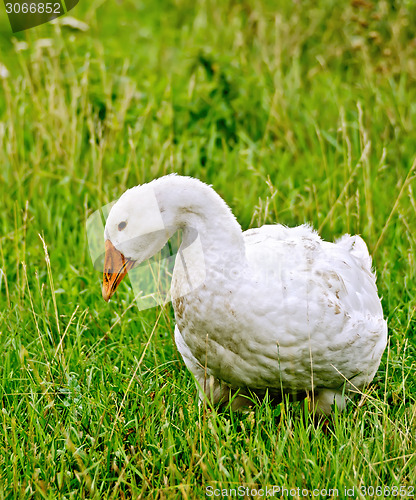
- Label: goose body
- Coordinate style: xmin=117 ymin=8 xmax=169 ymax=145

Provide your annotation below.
xmin=102 ymin=175 xmax=387 ymax=414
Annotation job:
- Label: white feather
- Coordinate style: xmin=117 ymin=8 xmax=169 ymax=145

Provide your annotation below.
xmin=105 ymin=175 xmax=387 ymax=414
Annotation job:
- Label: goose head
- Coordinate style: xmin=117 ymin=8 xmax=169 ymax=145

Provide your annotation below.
xmin=102 ymin=182 xmax=175 ymax=302
xmin=101 ymin=175 xmax=244 ymax=302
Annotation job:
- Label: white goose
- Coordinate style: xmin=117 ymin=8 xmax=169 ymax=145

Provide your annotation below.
xmin=102 ymin=174 xmax=387 ymax=415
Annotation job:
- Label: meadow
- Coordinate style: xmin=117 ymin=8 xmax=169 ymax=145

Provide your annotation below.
xmin=0 ymin=0 xmax=415 ymax=497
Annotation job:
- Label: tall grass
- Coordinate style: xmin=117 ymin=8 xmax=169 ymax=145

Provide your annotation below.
xmin=0 ymin=0 xmax=415 ymax=497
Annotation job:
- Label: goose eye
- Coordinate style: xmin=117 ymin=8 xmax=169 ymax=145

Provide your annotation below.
xmin=118 ymin=221 xmax=127 ymax=231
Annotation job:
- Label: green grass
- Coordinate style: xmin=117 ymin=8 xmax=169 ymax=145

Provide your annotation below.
xmin=0 ymin=0 xmax=415 ymax=497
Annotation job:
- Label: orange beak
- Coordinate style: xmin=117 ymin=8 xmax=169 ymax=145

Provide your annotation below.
xmin=102 ymin=240 xmax=135 ymax=302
